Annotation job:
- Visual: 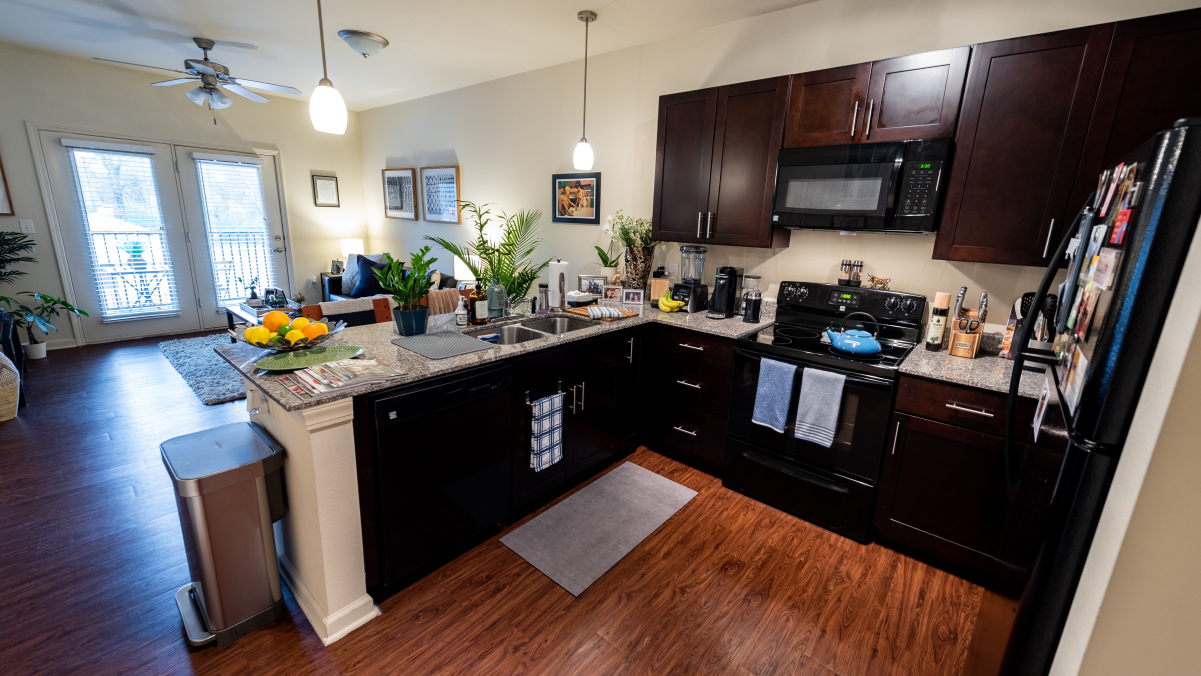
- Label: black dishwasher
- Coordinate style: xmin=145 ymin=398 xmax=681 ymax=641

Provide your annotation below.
xmin=366 ymin=363 xmax=512 ymax=600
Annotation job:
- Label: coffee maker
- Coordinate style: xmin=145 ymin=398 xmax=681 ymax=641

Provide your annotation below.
xmin=671 ymin=246 xmax=709 ymax=313
xmin=706 ymin=266 xmax=743 ymax=319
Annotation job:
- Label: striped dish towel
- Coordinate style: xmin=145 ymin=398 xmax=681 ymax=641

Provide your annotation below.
xmin=587 ymin=305 xmax=624 ymax=319
xmin=794 ymin=367 xmax=846 ymax=448
xmin=531 ymin=393 xmax=565 ymax=472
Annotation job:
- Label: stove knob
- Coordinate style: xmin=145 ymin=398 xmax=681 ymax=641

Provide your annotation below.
xmin=797 ymin=286 xmax=809 ymax=301
xmin=900 ymin=298 xmax=918 ymax=314
xmin=883 ymin=297 xmax=900 ymax=312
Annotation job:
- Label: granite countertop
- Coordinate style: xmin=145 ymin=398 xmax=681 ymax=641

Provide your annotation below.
xmin=215 ymin=300 xmax=776 ymax=412
xmin=899 ymin=333 xmax=1046 ymax=399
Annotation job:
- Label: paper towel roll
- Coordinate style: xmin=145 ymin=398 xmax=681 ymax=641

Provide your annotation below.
xmin=548 ymin=260 xmax=569 ymax=309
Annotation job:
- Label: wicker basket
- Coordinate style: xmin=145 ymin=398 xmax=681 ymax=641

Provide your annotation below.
xmin=0 ymin=352 xmax=18 ymax=422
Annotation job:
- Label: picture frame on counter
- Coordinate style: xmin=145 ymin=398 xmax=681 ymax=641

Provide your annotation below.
xmin=382 ymin=167 xmax=418 ymax=220
xmin=551 ymin=172 xmax=600 ymax=224
xmin=421 ymin=165 xmax=461 ymax=223
xmin=312 ymin=174 xmax=339 ymax=207
xmin=621 ymin=288 xmax=644 ymax=306
xmin=578 ymin=275 xmax=606 ymax=296
xmin=602 ymin=285 xmax=622 ymax=301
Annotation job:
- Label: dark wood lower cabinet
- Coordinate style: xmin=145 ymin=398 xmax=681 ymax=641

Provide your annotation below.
xmin=649 ymin=400 xmax=729 ymax=472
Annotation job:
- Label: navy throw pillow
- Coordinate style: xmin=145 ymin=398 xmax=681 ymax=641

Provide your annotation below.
xmin=351 ymin=255 xmax=389 ymax=297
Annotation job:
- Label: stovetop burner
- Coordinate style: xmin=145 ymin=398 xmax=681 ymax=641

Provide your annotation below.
xmin=829 ymin=346 xmax=883 ymax=361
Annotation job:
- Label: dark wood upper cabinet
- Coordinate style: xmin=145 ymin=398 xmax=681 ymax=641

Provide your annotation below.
xmin=862 ymin=47 xmax=970 ymax=143
xmin=933 ymin=25 xmax=1114 ymax=266
xmin=652 ymin=77 xmax=789 ymax=248
xmin=783 ymin=63 xmax=871 ymax=147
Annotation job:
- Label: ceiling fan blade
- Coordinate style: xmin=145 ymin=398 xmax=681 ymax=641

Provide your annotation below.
xmin=230 ymin=78 xmax=301 ymax=96
xmin=209 ymin=89 xmax=233 ymax=109
xmin=94 ymin=57 xmax=188 ymax=74
xmin=185 ymin=59 xmax=217 ymax=76
xmin=152 ymin=78 xmax=199 ymax=87
xmin=186 ymin=86 xmax=208 ymax=106
xmin=221 ymin=84 xmax=269 ymax=103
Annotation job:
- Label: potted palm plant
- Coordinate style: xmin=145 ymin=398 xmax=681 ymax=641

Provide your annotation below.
xmin=426 ymin=202 xmax=551 ymax=303
xmin=373 ymin=247 xmax=439 ymax=337
xmin=0 ymin=292 xmax=88 ymax=359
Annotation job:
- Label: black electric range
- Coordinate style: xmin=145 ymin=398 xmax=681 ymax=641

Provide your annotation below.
xmin=723 ymin=282 xmax=926 ymax=542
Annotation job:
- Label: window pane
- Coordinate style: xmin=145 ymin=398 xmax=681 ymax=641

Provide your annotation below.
xmin=68 ymin=148 xmax=181 ymax=320
xmin=196 ymin=160 xmax=276 ymax=305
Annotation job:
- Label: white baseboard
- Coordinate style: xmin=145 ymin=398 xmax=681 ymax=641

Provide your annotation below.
xmin=278 ymin=554 xmax=378 ymax=645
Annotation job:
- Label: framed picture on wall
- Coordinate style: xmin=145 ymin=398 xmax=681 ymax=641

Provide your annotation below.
xmin=382 ymin=168 xmax=417 ymax=220
xmin=312 ymin=175 xmax=340 ymax=207
xmin=0 ymin=156 xmax=12 ymax=216
xmin=421 ymin=166 xmax=461 ymax=223
xmin=551 ymin=172 xmax=600 ymax=224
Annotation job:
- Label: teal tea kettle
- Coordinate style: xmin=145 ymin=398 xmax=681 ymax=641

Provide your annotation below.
xmin=826 ymin=312 xmax=883 ymax=355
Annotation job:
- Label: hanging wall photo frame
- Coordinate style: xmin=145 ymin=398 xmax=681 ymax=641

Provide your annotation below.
xmin=420 ymin=165 xmax=461 ymax=223
xmin=312 ymin=175 xmax=340 ymax=207
xmin=0 ymin=155 xmax=14 ymax=216
xmin=551 ymin=172 xmax=600 ymax=224
xmin=382 ymin=167 xmax=418 ymax=220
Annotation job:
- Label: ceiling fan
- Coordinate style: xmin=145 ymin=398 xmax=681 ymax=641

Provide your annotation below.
xmin=96 ymin=37 xmax=301 ymax=110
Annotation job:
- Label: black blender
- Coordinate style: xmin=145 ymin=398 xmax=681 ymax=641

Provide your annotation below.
xmin=671 ymin=245 xmax=709 ymax=313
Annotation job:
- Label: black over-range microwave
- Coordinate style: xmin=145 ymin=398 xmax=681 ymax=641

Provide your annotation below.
xmin=772 ymin=138 xmax=951 ymax=233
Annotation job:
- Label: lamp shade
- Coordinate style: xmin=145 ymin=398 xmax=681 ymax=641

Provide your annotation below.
xmin=340 ymin=238 xmax=364 ymax=258
xmin=310 ymin=79 xmax=347 ymax=134
xmin=573 ymin=138 xmax=594 ymax=171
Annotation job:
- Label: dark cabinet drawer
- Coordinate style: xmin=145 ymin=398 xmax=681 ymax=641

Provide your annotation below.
xmin=654 ymin=325 xmax=735 ymax=368
xmin=650 ymin=401 xmax=728 ymax=473
xmin=895 ymin=375 xmax=1035 ymax=440
xmin=655 ymin=354 xmax=732 ymax=417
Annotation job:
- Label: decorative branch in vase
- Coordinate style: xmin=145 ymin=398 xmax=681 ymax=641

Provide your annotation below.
xmin=607 ymin=210 xmax=659 ymax=290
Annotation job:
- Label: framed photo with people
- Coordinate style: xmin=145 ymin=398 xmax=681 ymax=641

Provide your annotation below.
xmin=382 ymin=167 xmax=418 ymax=220
xmin=551 ymin=172 xmax=600 ymax=224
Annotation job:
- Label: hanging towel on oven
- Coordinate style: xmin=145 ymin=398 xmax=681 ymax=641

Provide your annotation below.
xmin=531 ymin=392 xmax=565 ymax=472
xmin=794 ymin=367 xmax=845 ymax=448
xmin=751 ymin=358 xmax=797 ymax=433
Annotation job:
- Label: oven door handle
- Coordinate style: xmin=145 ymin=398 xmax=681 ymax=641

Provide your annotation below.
xmin=741 ymin=450 xmax=850 ymax=494
xmin=735 ymin=349 xmax=893 ymax=391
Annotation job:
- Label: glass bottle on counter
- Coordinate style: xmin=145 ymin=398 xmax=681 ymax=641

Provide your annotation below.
xmin=926 ymin=291 xmax=951 ymax=351
xmin=469 ymin=281 xmax=489 ymax=325
xmin=487 ymin=277 xmax=507 ymax=320
xmin=455 ymin=298 xmax=469 ymax=328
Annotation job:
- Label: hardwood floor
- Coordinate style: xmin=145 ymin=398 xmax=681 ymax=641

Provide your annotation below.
xmin=0 ymin=335 xmax=984 ymax=675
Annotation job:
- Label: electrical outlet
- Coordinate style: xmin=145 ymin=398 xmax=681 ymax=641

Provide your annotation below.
xmin=309 ymin=276 xmax=317 ymax=287
xmin=19 ymin=220 xmax=35 ymax=234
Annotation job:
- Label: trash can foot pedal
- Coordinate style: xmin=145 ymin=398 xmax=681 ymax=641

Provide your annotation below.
xmin=175 ymin=584 xmax=216 ymax=647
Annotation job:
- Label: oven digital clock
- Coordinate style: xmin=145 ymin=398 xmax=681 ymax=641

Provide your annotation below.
xmin=828 ymin=290 xmax=860 ymax=306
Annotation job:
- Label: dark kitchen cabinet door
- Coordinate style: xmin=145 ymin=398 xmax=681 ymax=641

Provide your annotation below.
xmin=568 ymin=363 xmax=619 ymax=474
xmin=616 ymin=327 xmax=647 ymax=450
xmin=862 ymin=47 xmax=970 ymax=143
xmin=652 ymin=88 xmax=718 ymax=243
xmin=707 ymin=77 xmax=790 ymax=248
xmin=934 ymin=25 xmax=1114 ymax=266
xmin=1069 ymin=7 xmax=1201 ymax=212
xmin=511 ymin=380 xmax=572 ymax=509
xmin=784 ymin=63 xmax=871 ymax=147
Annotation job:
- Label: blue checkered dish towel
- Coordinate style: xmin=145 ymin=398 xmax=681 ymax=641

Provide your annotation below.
xmin=531 ymin=392 xmax=565 ymax=472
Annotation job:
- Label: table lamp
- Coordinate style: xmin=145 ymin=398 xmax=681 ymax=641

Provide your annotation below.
xmin=332 ymin=238 xmax=365 ymax=274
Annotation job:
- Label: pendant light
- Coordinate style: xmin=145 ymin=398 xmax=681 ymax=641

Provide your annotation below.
xmin=573 ymin=10 xmax=597 ymax=170
xmin=310 ymin=0 xmax=347 ymax=134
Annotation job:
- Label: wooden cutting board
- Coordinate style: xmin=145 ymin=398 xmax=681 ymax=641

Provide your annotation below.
xmin=563 ymin=306 xmax=639 ymax=322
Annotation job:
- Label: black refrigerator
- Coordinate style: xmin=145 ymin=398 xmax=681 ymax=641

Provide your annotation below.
xmin=1000 ymin=118 xmax=1201 ymax=675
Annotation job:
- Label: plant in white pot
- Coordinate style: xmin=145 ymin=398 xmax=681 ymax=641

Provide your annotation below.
xmin=594 ymin=240 xmax=623 ymax=284
xmin=0 ymin=292 xmax=88 ymax=359
xmin=374 ymin=247 xmax=438 ymax=337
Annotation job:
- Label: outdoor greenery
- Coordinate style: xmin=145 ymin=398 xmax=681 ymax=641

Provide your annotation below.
xmin=119 ymin=239 xmax=146 ymax=258
xmin=608 ymin=209 xmax=658 ymax=248
xmin=373 ymin=247 xmax=439 ymax=312
xmin=0 ymin=232 xmax=37 ymax=286
xmin=425 ymin=201 xmax=551 ymax=301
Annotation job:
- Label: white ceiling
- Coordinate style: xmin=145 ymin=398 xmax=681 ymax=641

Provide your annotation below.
xmin=0 ymin=0 xmax=816 ymax=111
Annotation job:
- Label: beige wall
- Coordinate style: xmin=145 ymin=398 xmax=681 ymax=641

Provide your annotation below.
xmin=359 ymin=0 xmax=1198 ymax=323
xmin=0 ymin=41 xmax=366 ymax=347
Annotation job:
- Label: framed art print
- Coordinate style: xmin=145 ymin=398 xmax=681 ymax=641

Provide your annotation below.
xmin=312 ymin=175 xmax=340 ymax=207
xmin=382 ymin=168 xmax=418 ymax=220
xmin=421 ymin=166 xmax=461 ymax=223
xmin=551 ymin=172 xmax=600 ymax=224
xmin=0 ymin=155 xmax=12 ymax=216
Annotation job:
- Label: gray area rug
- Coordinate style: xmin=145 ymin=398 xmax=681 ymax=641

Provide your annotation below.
xmin=159 ymin=334 xmax=247 ymax=405
xmin=501 ymin=462 xmax=697 ymax=596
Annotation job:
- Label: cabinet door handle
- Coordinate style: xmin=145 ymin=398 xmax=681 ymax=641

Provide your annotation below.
xmin=891 ymin=421 xmax=901 ymax=455
xmin=697 ymin=212 xmax=703 ymax=238
xmin=570 ymin=385 xmax=577 ymax=414
xmin=864 ymin=99 xmax=875 ymax=139
xmin=706 ymin=212 xmax=713 ymax=238
xmin=627 ymin=337 xmax=635 ymax=363
xmin=946 ymin=402 xmax=994 ymax=418
xmin=1042 ymin=218 xmax=1056 ymax=258
xmin=676 ymin=379 xmax=701 ymax=389
xmin=678 ymin=343 xmax=704 ymax=351
xmin=673 ymin=425 xmax=697 ymax=437
xmin=579 ymin=381 xmax=585 ymax=411
xmin=850 ymin=100 xmax=859 ymax=139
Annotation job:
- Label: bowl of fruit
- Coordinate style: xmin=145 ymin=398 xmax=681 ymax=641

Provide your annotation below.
xmin=231 ymin=310 xmax=347 ymax=352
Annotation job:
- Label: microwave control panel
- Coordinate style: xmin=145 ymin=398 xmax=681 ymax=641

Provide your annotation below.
xmin=898 ymin=161 xmax=943 ymax=216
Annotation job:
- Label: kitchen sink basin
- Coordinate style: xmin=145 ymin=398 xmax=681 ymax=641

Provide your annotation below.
xmin=520 ymin=316 xmax=594 ymax=335
xmin=482 ymin=325 xmax=548 ymax=345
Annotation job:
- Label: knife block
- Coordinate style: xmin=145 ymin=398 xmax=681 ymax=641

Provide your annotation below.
xmin=948 ymin=309 xmax=983 ymax=358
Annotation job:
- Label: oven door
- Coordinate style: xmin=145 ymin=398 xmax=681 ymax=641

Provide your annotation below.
xmin=727 ymin=348 xmax=895 ymax=483
xmin=772 ymin=142 xmax=905 ymax=230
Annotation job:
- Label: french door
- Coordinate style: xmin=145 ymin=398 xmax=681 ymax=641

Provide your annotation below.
xmin=38 ymin=130 xmax=290 ymax=342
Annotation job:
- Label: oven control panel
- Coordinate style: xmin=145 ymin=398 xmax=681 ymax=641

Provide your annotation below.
xmin=778 ymin=282 xmax=926 ymax=321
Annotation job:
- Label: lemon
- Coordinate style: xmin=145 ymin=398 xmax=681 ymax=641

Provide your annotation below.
xmin=244 ymin=326 xmax=269 ymax=344
xmin=290 ymin=317 xmax=310 ymax=330
xmin=284 ymin=330 xmax=306 ymax=345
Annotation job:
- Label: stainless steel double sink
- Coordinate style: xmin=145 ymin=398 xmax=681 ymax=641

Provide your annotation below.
xmin=479 ymin=316 xmax=596 ymax=345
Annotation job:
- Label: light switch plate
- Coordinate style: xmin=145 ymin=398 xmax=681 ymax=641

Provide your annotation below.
xmin=19 ymin=220 xmax=35 ymax=234
xmin=309 ymin=276 xmax=317 ymax=287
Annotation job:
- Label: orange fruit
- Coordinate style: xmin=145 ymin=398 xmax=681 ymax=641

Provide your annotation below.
xmin=262 ymin=310 xmax=290 ymax=333
xmin=301 ymin=322 xmax=328 ymax=340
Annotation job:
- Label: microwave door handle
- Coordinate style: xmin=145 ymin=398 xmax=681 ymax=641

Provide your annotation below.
xmin=850 ymin=100 xmax=859 ymax=139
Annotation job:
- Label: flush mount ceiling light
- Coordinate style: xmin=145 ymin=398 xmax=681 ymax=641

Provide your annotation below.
xmin=573 ymin=10 xmax=597 ymax=171
xmin=310 ymin=0 xmax=348 ymax=134
xmin=338 ymin=30 xmax=389 ymax=58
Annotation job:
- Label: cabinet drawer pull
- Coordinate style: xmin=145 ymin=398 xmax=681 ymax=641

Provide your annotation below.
xmin=676 ymin=379 xmax=701 ymax=389
xmin=946 ymin=402 xmax=994 ymax=418
xmin=891 ymin=421 xmax=900 ymax=455
xmin=678 ymin=343 xmax=704 ymax=351
xmin=864 ymin=99 xmax=874 ymax=139
xmin=673 ymin=426 xmax=697 ymax=436
xmin=850 ymin=100 xmax=859 ymax=139
xmin=627 ymin=337 xmax=634 ymax=363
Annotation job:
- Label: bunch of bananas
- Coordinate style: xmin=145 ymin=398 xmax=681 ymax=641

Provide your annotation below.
xmin=657 ymin=293 xmax=686 ymax=313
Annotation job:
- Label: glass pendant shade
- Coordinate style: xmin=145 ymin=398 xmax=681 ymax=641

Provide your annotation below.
xmin=310 ymin=78 xmax=347 ymax=134
xmin=573 ymin=138 xmax=594 ymax=170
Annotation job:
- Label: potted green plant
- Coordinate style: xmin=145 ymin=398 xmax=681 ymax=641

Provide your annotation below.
xmin=237 ymin=275 xmax=261 ymax=307
xmin=120 ymin=239 xmax=147 ymax=270
xmin=594 ymin=240 xmax=623 ymax=284
xmin=609 ymin=210 xmax=659 ymax=290
xmin=0 ymin=292 xmax=88 ymax=359
xmin=373 ymin=247 xmax=439 ymax=336
xmin=425 ymin=201 xmax=551 ymax=302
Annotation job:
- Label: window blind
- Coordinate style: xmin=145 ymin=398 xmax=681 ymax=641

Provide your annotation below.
xmin=67 ymin=148 xmax=181 ymax=320
xmin=195 ymin=159 xmax=276 ymax=305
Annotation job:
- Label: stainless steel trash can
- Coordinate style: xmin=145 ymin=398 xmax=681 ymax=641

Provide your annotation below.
xmin=161 ymin=421 xmax=287 ymax=647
